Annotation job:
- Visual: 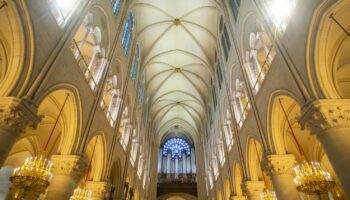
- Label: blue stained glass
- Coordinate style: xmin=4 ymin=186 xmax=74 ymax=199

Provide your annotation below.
xmin=112 ymin=0 xmax=122 ymax=16
xmin=121 ymin=12 xmax=134 ymax=56
xmin=162 ymin=137 xmax=191 ymax=160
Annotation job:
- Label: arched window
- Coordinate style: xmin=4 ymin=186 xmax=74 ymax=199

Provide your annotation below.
xmin=229 ymin=0 xmax=241 ymax=21
xmin=162 ymin=138 xmax=191 ymax=159
xmin=101 ymin=75 xmax=122 ymax=126
xmin=219 ymin=17 xmax=231 ymax=60
xmin=215 ymin=52 xmax=224 ymax=89
xmin=138 ymin=73 xmax=145 ymax=111
xmin=130 ymin=44 xmax=140 ymax=87
xmin=111 ymin=0 xmax=122 ymax=16
xmin=121 ymin=12 xmax=135 ymax=56
xmin=233 ymin=78 xmax=250 ymax=128
xmin=71 ymin=14 xmax=107 ymax=91
xmin=130 ymin=129 xmax=138 ymax=166
xmin=245 ymin=22 xmax=276 ymax=94
xmin=120 ymin=107 xmax=130 ymax=150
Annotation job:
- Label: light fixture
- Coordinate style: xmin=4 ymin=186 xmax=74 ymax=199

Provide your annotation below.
xmin=260 ymin=189 xmax=277 ymax=200
xmin=293 ymin=161 xmax=335 ymax=195
xmin=9 ymin=94 xmax=70 ymax=199
xmin=70 ymin=188 xmax=92 ymax=200
xmin=70 ymin=136 xmax=99 ymax=200
xmin=279 ymin=99 xmax=335 ymax=195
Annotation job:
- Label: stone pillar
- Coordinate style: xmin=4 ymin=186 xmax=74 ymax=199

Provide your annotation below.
xmin=243 ymin=181 xmax=265 ymax=200
xmin=299 ymin=100 xmax=350 ymax=197
xmin=0 ymin=97 xmax=40 ymax=168
xmin=262 ymin=154 xmax=300 ymax=200
xmin=182 ymin=153 xmax=187 ymax=176
xmin=45 ymin=155 xmax=86 ymax=200
xmin=86 ymin=181 xmax=109 ymax=200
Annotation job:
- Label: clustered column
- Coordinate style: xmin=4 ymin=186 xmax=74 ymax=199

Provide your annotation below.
xmin=0 ymin=97 xmax=41 ymax=168
xmin=45 ymin=155 xmax=87 ymax=200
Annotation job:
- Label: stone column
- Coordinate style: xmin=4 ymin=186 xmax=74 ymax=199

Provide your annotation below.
xmin=0 ymin=97 xmax=40 ymax=168
xmin=243 ymin=181 xmax=265 ymax=200
xmin=182 ymin=153 xmax=187 ymax=177
xmin=45 ymin=155 xmax=86 ymax=200
xmin=86 ymin=181 xmax=109 ymax=200
xmin=299 ymin=100 xmax=350 ymax=197
xmin=262 ymin=154 xmax=300 ymax=200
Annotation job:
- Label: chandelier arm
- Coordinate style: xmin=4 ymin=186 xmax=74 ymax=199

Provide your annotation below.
xmin=84 ymin=135 xmax=99 ymax=183
xmin=278 ymin=98 xmax=305 ymax=158
xmin=43 ymin=93 xmax=70 ymax=152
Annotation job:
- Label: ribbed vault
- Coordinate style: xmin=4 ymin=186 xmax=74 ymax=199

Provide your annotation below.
xmin=132 ymin=0 xmax=219 ymax=141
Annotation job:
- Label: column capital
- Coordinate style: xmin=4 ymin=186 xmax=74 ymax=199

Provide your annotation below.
xmin=86 ymin=181 xmax=109 ymax=199
xmin=0 ymin=97 xmax=41 ymax=133
xmin=299 ymin=100 xmax=350 ymax=134
xmin=262 ymin=154 xmax=297 ymax=176
xmin=51 ymin=155 xmax=87 ymax=178
xmin=242 ymin=181 xmax=265 ymax=197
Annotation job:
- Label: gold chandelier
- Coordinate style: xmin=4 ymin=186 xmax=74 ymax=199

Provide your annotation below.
xmin=70 ymin=187 xmax=92 ymax=200
xmin=260 ymin=189 xmax=277 ymax=200
xmin=293 ymin=161 xmax=335 ymax=194
xmin=10 ymin=155 xmax=53 ymax=196
xmin=9 ymin=94 xmax=70 ymax=199
xmin=278 ymin=99 xmax=335 ymax=195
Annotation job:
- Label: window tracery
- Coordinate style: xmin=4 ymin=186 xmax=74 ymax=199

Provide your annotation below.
xmin=162 ymin=137 xmax=191 ymax=159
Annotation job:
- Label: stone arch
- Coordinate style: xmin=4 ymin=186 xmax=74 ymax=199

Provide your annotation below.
xmin=224 ymin=178 xmax=231 ymax=199
xmin=268 ymin=94 xmax=346 ymax=197
xmin=233 ymin=161 xmax=243 ymax=196
xmin=246 ymin=136 xmax=263 ymax=181
xmin=35 ymin=85 xmax=82 ymax=154
xmin=85 ymin=133 xmax=106 ymax=181
xmin=0 ymin=1 xmax=34 ymax=96
xmin=308 ymin=0 xmax=350 ymax=98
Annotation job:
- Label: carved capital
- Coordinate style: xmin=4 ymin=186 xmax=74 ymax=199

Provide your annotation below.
xmin=86 ymin=181 xmax=109 ymax=198
xmin=0 ymin=97 xmax=41 ymax=133
xmin=51 ymin=155 xmax=87 ymax=178
xmin=242 ymin=181 xmax=265 ymax=196
xmin=262 ymin=154 xmax=296 ymax=176
xmin=299 ymin=100 xmax=350 ymax=134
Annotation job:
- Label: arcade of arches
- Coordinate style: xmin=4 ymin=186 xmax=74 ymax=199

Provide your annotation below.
xmin=0 ymin=0 xmax=350 ymax=200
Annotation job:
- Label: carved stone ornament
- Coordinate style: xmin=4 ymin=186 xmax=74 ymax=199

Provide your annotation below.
xmin=262 ymin=154 xmax=297 ymax=176
xmin=242 ymin=181 xmax=265 ymax=196
xmin=86 ymin=181 xmax=109 ymax=198
xmin=51 ymin=155 xmax=87 ymax=178
xmin=0 ymin=97 xmax=41 ymax=133
xmin=299 ymin=100 xmax=350 ymax=134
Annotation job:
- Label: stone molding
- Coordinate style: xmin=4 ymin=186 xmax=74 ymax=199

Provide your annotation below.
xmin=299 ymin=100 xmax=350 ymax=134
xmin=242 ymin=181 xmax=265 ymax=196
xmin=86 ymin=181 xmax=109 ymax=198
xmin=51 ymin=155 xmax=87 ymax=178
xmin=262 ymin=154 xmax=297 ymax=176
xmin=0 ymin=97 xmax=41 ymax=133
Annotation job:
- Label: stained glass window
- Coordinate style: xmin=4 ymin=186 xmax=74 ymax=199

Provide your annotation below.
xmin=130 ymin=44 xmax=140 ymax=87
xmin=121 ymin=12 xmax=134 ymax=56
xmin=138 ymin=73 xmax=145 ymax=111
xmin=112 ymin=0 xmax=122 ymax=16
xmin=162 ymin=137 xmax=191 ymax=159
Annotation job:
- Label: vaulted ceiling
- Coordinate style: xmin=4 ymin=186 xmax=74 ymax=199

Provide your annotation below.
xmin=131 ymin=0 xmax=220 ymax=141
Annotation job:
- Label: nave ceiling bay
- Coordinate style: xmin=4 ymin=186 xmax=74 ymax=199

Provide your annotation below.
xmin=131 ymin=0 xmax=220 ymax=141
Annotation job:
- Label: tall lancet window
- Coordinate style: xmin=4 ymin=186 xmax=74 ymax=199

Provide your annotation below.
xmin=130 ymin=45 xmax=140 ymax=87
xmin=111 ymin=0 xmax=122 ymax=16
xmin=121 ymin=12 xmax=135 ymax=56
xmin=158 ymin=137 xmax=196 ymax=183
xmin=101 ymin=74 xmax=121 ymax=126
xmin=138 ymin=73 xmax=145 ymax=111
